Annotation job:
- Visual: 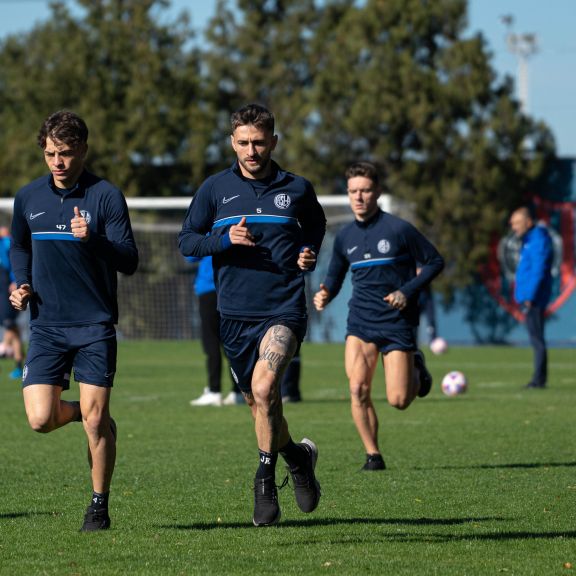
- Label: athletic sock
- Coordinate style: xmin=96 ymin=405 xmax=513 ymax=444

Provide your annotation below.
xmin=279 ymin=437 xmax=307 ymax=470
xmin=90 ymin=491 xmax=110 ymax=510
xmin=256 ymin=450 xmax=278 ymax=480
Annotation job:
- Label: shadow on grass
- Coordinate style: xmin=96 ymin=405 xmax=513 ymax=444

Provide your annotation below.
xmin=160 ymin=516 xmax=506 ymax=531
xmin=415 ymin=461 xmax=576 ymax=470
xmin=383 ymin=530 xmax=576 ymax=543
xmin=161 ymin=518 xmax=576 ymax=543
xmin=0 ymin=511 xmax=55 ymax=520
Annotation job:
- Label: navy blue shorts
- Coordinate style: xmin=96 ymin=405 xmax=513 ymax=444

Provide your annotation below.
xmin=346 ymin=323 xmax=417 ymax=354
xmin=22 ymin=324 xmax=117 ymax=389
xmin=220 ymin=314 xmax=307 ymax=393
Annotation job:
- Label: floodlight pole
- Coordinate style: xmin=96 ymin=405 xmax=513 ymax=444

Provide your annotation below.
xmin=501 ymin=15 xmax=538 ymax=114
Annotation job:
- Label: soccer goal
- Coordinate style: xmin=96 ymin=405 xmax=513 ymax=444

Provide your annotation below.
xmin=122 ymin=195 xmax=405 ymax=342
xmin=0 ymin=194 xmax=399 ymax=342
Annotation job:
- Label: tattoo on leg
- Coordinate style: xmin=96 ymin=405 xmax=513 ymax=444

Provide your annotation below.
xmin=259 ymin=350 xmax=288 ymax=374
xmin=259 ymin=350 xmax=287 ymax=374
xmin=270 ymin=325 xmax=291 ymax=346
xmin=259 ymin=325 xmax=297 ymax=374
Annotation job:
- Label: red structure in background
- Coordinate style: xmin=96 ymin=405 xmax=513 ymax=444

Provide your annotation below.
xmin=482 ymin=197 xmax=576 ymax=322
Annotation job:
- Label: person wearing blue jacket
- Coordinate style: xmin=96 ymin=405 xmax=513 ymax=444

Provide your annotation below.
xmin=314 ymin=162 xmax=444 ymax=471
xmin=179 ymin=103 xmax=325 ymax=527
xmin=0 ymin=226 xmax=25 ymax=378
xmin=187 ymin=255 xmax=243 ymax=406
xmin=9 ymin=110 xmax=138 ymax=531
xmin=509 ymin=206 xmax=553 ymax=389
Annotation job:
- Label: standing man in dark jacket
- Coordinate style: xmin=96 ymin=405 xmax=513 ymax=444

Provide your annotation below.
xmin=10 ymin=110 xmax=138 ymax=531
xmin=509 ymin=206 xmax=553 ymax=389
xmin=179 ymin=103 xmax=325 ymax=527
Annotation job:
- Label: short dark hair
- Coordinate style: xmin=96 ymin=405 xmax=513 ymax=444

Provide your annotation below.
xmin=345 ymin=161 xmax=381 ymax=187
xmin=230 ymin=104 xmax=275 ymax=133
xmin=512 ymin=205 xmax=535 ymax=221
xmin=37 ymin=110 xmax=89 ymax=149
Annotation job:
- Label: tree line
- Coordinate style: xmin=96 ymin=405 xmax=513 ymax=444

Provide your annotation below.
xmin=0 ymin=0 xmax=556 ymax=292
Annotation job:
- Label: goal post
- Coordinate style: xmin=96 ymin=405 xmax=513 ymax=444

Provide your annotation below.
xmin=0 ymin=195 xmax=397 ymax=342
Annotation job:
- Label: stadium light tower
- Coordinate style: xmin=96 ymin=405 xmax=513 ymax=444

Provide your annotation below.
xmin=501 ymin=14 xmax=538 ymax=114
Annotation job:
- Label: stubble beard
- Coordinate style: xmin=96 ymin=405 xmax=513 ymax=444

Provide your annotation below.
xmin=241 ymin=155 xmax=271 ymax=180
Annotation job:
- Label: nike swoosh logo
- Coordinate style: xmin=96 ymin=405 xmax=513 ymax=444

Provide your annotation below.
xmin=222 ymin=195 xmax=240 ymax=204
xmin=347 ymin=246 xmax=358 ymax=255
xmin=30 ymin=212 xmax=46 ymax=220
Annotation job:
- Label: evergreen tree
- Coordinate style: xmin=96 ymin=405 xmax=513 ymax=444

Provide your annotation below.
xmin=0 ymin=0 xmax=557 ymax=292
xmin=0 ymin=0 xmax=201 ymax=197
xmin=202 ymin=0 xmax=555 ymax=290
xmin=201 ymin=0 xmax=329 ymax=170
xmin=309 ymin=0 xmax=555 ymax=289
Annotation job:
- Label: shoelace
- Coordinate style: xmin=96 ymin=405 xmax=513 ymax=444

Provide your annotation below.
xmin=284 ymin=465 xmax=313 ymax=488
xmin=254 ymin=475 xmax=289 ymax=496
xmin=277 ymin=475 xmax=289 ymax=490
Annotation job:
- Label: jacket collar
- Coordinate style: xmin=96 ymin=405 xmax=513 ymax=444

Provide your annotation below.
xmin=48 ymin=169 xmax=90 ymax=197
xmin=231 ymin=160 xmax=288 ymax=186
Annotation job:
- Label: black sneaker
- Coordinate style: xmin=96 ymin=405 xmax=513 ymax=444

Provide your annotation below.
xmin=414 ymin=351 xmax=433 ymax=398
xmin=523 ymin=382 xmax=546 ymax=389
xmin=80 ymin=506 xmax=111 ymax=532
xmin=88 ymin=417 xmax=117 ymax=469
xmin=253 ymin=476 xmax=281 ymax=527
xmin=288 ymin=438 xmax=321 ymax=513
xmin=361 ymin=453 xmax=386 ymax=471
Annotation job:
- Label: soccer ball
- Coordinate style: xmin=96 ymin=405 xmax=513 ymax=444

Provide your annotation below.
xmin=429 ymin=337 xmax=448 ymax=355
xmin=441 ymin=371 xmax=468 ymax=396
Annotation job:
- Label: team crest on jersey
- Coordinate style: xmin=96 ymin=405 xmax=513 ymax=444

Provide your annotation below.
xmin=80 ymin=210 xmax=92 ymax=224
xmin=377 ymin=239 xmax=391 ymax=254
xmin=274 ymin=194 xmax=291 ymax=209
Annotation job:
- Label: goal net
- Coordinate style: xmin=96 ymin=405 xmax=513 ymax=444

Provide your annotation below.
xmin=0 ymin=194 xmax=401 ymax=343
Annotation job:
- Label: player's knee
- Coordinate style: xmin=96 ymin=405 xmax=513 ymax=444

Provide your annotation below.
xmin=27 ymin=413 xmax=54 ymax=433
xmin=251 ymin=381 xmax=278 ymax=409
xmin=388 ymin=394 xmax=412 ymax=410
xmin=82 ymin=412 xmax=107 ymax=438
xmin=349 ymin=381 xmax=370 ymax=403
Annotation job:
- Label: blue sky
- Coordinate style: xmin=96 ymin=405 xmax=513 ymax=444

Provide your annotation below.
xmin=1 ymin=0 xmax=574 ymax=157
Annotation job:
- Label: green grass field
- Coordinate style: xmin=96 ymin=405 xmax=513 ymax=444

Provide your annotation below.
xmin=0 ymin=341 xmax=574 ymax=575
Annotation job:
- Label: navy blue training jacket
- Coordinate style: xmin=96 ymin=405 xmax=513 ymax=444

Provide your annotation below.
xmin=10 ymin=171 xmax=138 ymax=326
xmin=323 ymin=210 xmax=444 ymax=329
xmin=178 ymin=161 xmax=326 ymax=320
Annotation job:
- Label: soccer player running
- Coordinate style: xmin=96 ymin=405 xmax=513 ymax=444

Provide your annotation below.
xmin=313 ymin=162 xmax=444 ymax=471
xmin=9 ymin=111 xmax=138 ymax=531
xmin=179 ymin=103 xmax=326 ymax=526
